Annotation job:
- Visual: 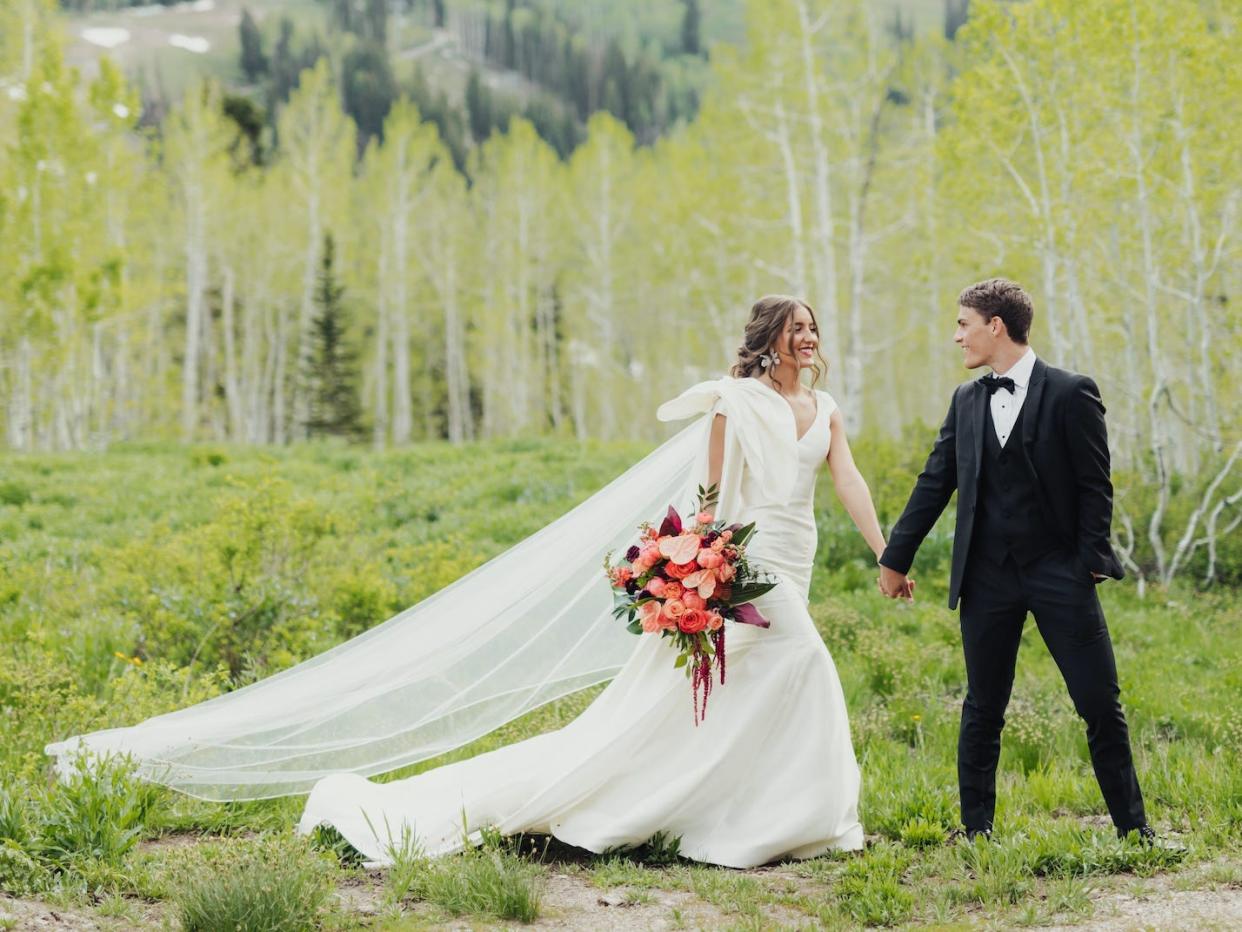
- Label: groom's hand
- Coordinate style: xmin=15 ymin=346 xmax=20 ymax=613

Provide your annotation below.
xmin=878 ymin=565 xmax=915 ymax=601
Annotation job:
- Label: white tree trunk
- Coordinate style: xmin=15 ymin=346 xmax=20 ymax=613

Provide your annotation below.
xmin=391 ymin=172 xmax=413 ymax=444
xmin=794 ymin=0 xmax=843 ymax=376
xmin=182 ymin=184 xmax=207 ymax=442
xmin=220 ymin=265 xmax=243 ymax=440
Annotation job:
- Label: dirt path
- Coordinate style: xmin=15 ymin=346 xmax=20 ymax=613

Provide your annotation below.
xmin=4 ymin=859 xmax=1241 ymax=929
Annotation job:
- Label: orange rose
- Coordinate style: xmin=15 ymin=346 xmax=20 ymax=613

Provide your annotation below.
xmin=665 ymin=560 xmax=699 ymax=580
xmin=682 ymin=590 xmax=706 ymax=611
xmin=716 ymin=562 xmax=736 ymax=583
xmin=639 ymin=600 xmax=662 ymax=627
xmin=678 ymin=609 xmax=708 ymax=634
xmin=662 ymin=598 xmax=686 ymax=622
xmin=662 ymin=580 xmax=684 ymax=600
xmin=707 ymin=611 xmax=723 ymax=631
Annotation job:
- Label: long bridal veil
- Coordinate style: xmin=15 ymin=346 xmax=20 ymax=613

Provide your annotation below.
xmin=46 ymin=377 xmax=799 ymax=800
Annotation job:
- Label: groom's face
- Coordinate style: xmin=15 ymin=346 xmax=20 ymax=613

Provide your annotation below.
xmin=954 ymin=305 xmax=997 ymax=370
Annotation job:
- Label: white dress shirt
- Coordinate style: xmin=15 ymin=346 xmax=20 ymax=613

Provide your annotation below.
xmin=988 ymin=347 xmax=1036 ymax=448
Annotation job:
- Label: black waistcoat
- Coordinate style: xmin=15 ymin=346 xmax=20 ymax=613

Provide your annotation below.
xmin=972 ymin=401 xmax=1060 ymax=565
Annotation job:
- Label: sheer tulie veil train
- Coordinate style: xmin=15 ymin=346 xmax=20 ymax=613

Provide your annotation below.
xmin=47 ymin=375 xmax=864 ymax=868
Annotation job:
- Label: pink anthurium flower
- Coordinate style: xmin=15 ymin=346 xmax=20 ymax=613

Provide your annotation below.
xmin=658 ymin=533 xmax=701 ymax=565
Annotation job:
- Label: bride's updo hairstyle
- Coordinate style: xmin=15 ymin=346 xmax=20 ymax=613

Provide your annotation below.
xmin=730 ymin=295 xmax=827 ymax=393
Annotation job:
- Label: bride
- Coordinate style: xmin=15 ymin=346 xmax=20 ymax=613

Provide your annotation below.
xmin=47 ymin=295 xmax=896 ymax=869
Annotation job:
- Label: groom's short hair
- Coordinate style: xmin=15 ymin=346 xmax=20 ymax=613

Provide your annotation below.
xmin=958 ymin=278 xmax=1033 ymax=344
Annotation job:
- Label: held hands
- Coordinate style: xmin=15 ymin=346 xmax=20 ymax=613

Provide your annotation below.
xmin=877 ymin=564 xmax=916 ymax=602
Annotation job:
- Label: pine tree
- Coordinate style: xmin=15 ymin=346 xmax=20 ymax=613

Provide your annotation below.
xmin=305 ymin=233 xmax=366 ymax=441
xmin=239 ymin=8 xmax=268 ymax=83
xmin=364 ymin=0 xmax=387 ymax=44
xmin=465 ymin=69 xmax=493 ymax=143
xmin=342 ymin=41 xmax=396 ymax=149
xmin=944 ymin=0 xmax=971 ymax=40
xmin=681 ymin=0 xmax=702 ymax=56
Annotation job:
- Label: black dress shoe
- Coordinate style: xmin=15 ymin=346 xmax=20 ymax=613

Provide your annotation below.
xmin=947 ymin=827 xmax=992 ymax=844
xmin=1119 ymin=825 xmax=1186 ymax=853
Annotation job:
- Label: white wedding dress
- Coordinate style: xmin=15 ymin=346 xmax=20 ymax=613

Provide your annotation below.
xmin=297 ymin=381 xmax=863 ymax=868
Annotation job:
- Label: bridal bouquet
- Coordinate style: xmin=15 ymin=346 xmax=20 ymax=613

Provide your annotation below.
xmin=604 ymin=483 xmax=776 ymax=724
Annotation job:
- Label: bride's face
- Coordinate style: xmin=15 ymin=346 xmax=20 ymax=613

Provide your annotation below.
xmin=778 ymin=305 xmax=819 ymax=370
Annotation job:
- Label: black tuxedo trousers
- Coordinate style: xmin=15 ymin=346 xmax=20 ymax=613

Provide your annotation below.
xmin=958 ymin=547 xmax=1146 ymax=833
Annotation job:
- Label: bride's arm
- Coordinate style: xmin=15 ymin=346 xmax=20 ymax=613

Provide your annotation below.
xmin=825 ymin=409 xmax=886 ymax=560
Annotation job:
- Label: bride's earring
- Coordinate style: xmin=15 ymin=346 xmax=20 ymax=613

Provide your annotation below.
xmin=760 ymin=350 xmax=780 ymax=369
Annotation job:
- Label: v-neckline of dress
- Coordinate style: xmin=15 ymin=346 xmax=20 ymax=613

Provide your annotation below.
xmin=752 ymin=378 xmax=820 ymax=443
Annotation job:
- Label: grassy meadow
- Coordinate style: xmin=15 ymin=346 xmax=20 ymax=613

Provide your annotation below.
xmin=0 ymin=438 xmax=1239 ymax=929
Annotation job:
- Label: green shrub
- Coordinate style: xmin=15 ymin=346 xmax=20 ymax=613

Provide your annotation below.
xmin=900 ymin=817 xmax=948 ymax=848
xmin=0 ymin=481 xmax=31 ymax=507
xmin=834 ymin=842 xmax=914 ymax=926
xmin=1027 ymin=825 xmax=1186 ymax=878
xmin=600 ymin=829 xmax=683 ymax=866
xmin=0 ymin=839 xmax=50 ymax=895
xmin=385 ymin=825 xmax=544 ymax=923
xmin=0 ymin=784 xmax=33 ymax=848
xmin=170 ymin=833 xmax=336 ymax=932
xmin=38 ymin=752 xmax=163 ymax=868
xmin=309 ymin=823 xmax=366 ymax=868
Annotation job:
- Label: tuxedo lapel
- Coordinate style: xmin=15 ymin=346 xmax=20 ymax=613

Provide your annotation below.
xmin=971 ymin=382 xmax=988 ymax=477
xmin=1022 ymin=359 xmax=1047 ymax=454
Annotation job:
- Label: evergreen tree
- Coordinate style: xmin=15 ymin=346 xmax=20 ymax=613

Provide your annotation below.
xmin=465 ymin=68 xmax=493 ymax=143
xmin=364 ymin=0 xmax=388 ymax=44
xmin=502 ymin=0 xmax=517 ymax=69
xmin=681 ymin=0 xmax=702 ymax=56
xmin=305 ymin=233 xmax=366 ymax=441
xmin=944 ymin=0 xmax=971 ymax=39
xmin=238 ymin=8 xmax=268 ymax=83
xmin=342 ymin=41 xmax=397 ymax=149
xmin=221 ymin=93 xmax=266 ymax=166
xmin=267 ymin=18 xmax=327 ymax=111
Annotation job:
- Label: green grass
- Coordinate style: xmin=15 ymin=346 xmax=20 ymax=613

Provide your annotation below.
xmin=0 ymin=439 xmax=1238 ymax=927
xmin=384 ymin=826 xmax=545 ymax=923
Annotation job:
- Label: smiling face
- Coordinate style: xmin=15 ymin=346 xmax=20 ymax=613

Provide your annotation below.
xmin=774 ymin=303 xmax=820 ymax=370
xmin=954 ymin=304 xmax=1002 ymax=370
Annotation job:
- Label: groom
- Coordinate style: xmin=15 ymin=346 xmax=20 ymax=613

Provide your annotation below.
xmin=877 ymin=278 xmax=1153 ymax=841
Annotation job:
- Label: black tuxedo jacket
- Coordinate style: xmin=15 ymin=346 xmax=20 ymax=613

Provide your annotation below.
xmin=880 ymin=358 xmax=1125 ymax=609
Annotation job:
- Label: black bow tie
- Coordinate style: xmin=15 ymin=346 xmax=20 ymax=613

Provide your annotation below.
xmin=981 ymin=374 xmax=1016 ymax=395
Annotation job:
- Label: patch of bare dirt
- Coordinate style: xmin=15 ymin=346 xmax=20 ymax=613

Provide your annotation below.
xmin=1047 ymin=866 xmax=1242 ymax=932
